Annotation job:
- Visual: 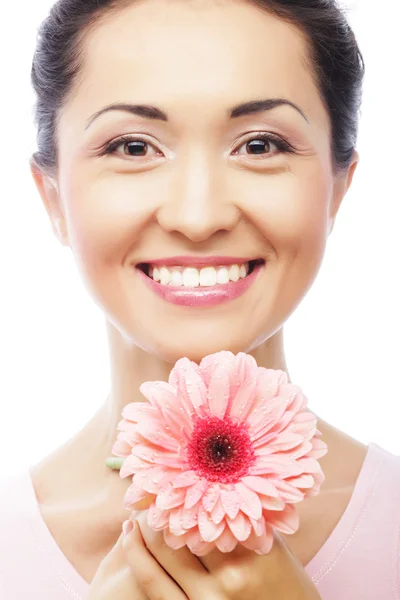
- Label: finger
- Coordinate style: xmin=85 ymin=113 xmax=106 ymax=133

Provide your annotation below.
xmin=123 ymin=519 xmax=189 ymax=600
xmin=134 ymin=511 xmax=211 ymax=597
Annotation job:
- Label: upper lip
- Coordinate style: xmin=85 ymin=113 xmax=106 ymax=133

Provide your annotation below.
xmin=137 ymin=256 xmax=261 ymax=268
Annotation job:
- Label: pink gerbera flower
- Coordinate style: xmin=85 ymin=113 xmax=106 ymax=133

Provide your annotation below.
xmin=112 ymin=351 xmax=327 ymax=556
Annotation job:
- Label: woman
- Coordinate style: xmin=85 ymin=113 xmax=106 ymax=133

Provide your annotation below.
xmin=1 ymin=0 xmax=399 ymax=598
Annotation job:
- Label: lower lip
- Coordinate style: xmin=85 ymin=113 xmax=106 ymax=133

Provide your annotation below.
xmin=135 ymin=263 xmax=265 ymax=307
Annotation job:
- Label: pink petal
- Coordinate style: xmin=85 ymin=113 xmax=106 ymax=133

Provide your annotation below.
xmin=172 ymin=470 xmax=200 ymax=489
xmin=111 ymin=438 xmax=136 ymax=458
xmin=241 ymin=475 xmax=280 ymax=498
xmin=139 ymin=381 xmax=177 ymax=411
xmin=249 ymin=456 xmax=303 ymax=477
xmin=267 ymin=478 xmax=304 ymax=503
xmin=156 ymin=484 xmax=186 ymax=510
xmin=163 ymin=527 xmax=189 ymax=550
xmin=249 ymin=514 xmax=266 ymax=537
xmin=140 ymin=467 xmax=178 ymax=494
xmin=147 ymin=502 xmax=170 ymax=530
xmin=248 ymin=397 xmax=290 ymax=440
xmin=308 ymin=437 xmax=329 ymax=459
xmin=286 ymin=474 xmax=315 ymax=489
xmin=234 ymin=481 xmax=262 ymax=520
xmin=259 ymin=495 xmax=286 ymax=511
xmin=123 ymin=484 xmax=149 ymax=509
xmin=215 ymin=526 xmax=239 ymax=552
xmin=180 ymin=365 xmax=208 ymax=417
xmin=119 ymin=453 xmax=146 ymax=477
xmin=241 ymin=527 xmax=274 ymax=554
xmin=184 ymin=479 xmax=209 ymax=509
xmin=198 ymin=505 xmax=226 ymax=542
xmin=289 ymin=440 xmax=313 ymax=459
xmin=228 ymin=377 xmax=258 ymax=423
xmin=182 ymin=503 xmax=199 ymax=529
xmin=169 ymin=506 xmax=186 ymax=536
xmin=121 ymin=402 xmax=157 ymax=422
xmin=296 ymin=456 xmax=322 ymax=474
xmin=220 ymin=487 xmax=241 ymax=520
xmin=185 ymin=527 xmax=215 ymax=555
xmin=263 ymin=503 xmax=300 ymax=534
xmin=202 ymin=483 xmax=220 ymax=513
xmin=207 ymin=362 xmax=231 ymax=419
xmin=226 ymin=511 xmax=252 ymax=541
xmin=266 ymin=432 xmax=306 ymax=452
xmin=210 ymin=497 xmax=225 ymax=525
xmin=135 ymin=420 xmax=180 ymax=452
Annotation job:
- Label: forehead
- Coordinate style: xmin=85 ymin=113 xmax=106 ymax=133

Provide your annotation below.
xmin=63 ymin=0 xmax=327 ymax=129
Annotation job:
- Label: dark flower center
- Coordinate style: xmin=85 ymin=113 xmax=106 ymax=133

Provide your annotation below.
xmin=186 ymin=415 xmax=256 ymax=484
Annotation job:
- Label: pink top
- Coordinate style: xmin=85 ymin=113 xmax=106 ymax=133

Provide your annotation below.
xmin=1 ymin=441 xmax=399 ymax=599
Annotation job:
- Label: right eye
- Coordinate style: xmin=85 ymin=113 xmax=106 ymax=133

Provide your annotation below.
xmin=101 ymin=135 xmax=164 ymax=159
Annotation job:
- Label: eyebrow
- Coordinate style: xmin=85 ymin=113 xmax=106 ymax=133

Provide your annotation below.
xmin=85 ymin=98 xmax=309 ymax=130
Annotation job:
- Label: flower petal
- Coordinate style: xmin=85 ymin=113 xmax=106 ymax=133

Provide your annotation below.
xmin=135 ymin=419 xmax=181 ymax=452
xmin=214 ymin=526 xmax=239 ymax=552
xmin=241 ymin=526 xmax=274 ymax=554
xmin=264 ymin=503 xmax=300 ymax=534
xmin=207 ymin=362 xmax=231 ymax=419
xmin=249 ymin=514 xmax=266 ymax=537
xmin=234 ymin=481 xmax=262 ymax=520
xmin=121 ymin=402 xmax=157 ymax=422
xmin=147 ymin=501 xmax=170 ymax=530
xmin=202 ymin=483 xmax=220 ymax=513
xmin=228 ymin=377 xmax=258 ymax=423
xmin=241 ymin=475 xmax=280 ymax=498
xmin=286 ymin=474 xmax=315 ymax=489
xmin=185 ymin=527 xmax=215 ymax=555
xmin=184 ymin=479 xmax=209 ymax=509
xmin=260 ymin=495 xmax=286 ymax=511
xmin=169 ymin=506 xmax=186 ymax=536
xmin=267 ymin=478 xmax=304 ymax=503
xmin=220 ymin=487 xmax=241 ymax=520
xmin=163 ymin=528 xmax=189 ymax=550
xmin=172 ymin=470 xmax=200 ymax=489
xmin=156 ymin=484 xmax=186 ymax=510
xmin=226 ymin=511 xmax=252 ymax=541
xmin=198 ymin=505 xmax=226 ymax=542
xmin=210 ymin=497 xmax=225 ymax=525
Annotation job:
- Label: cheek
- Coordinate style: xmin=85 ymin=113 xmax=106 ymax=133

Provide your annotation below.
xmin=242 ymin=167 xmax=332 ymax=261
xmin=61 ymin=172 xmax=158 ymax=269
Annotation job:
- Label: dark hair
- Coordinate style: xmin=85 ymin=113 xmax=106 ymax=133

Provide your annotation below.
xmin=30 ymin=0 xmax=365 ymax=176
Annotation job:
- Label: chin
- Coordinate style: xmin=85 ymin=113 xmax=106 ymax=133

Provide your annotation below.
xmin=135 ymin=320 xmax=263 ymax=365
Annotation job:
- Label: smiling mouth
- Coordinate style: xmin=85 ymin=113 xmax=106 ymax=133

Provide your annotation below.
xmin=136 ymin=259 xmax=264 ymax=288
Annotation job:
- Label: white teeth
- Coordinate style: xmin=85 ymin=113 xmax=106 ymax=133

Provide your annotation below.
xmin=229 ymin=264 xmax=240 ymax=282
xmin=216 ymin=267 xmax=230 ymax=284
xmin=182 ymin=268 xmax=199 ymax=287
xmin=199 ymin=266 xmax=217 ymax=287
xmin=146 ymin=262 xmax=252 ymax=287
xmin=170 ymin=269 xmax=183 ymax=286
xmin=159 ymin=266 xmax=171 ymax=285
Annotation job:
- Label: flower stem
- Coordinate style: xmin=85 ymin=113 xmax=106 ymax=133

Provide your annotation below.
xmin=105 ymin=457 xmax=125 ymax=470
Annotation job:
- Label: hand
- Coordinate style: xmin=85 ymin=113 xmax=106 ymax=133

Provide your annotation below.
xmin=124 ymin=508 xmax=322 ymax=600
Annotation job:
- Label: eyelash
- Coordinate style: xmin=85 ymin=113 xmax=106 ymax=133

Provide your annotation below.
xmin=100 ymin=132 xmax=295 ymax=160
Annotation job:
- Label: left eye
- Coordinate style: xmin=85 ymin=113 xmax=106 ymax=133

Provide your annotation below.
xmin=234 ymin=133 xmax=293 ymax=157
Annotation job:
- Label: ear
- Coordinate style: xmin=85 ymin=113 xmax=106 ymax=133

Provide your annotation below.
xmin=30 ymin=161 xmax=69 ymax=246
xmin=329 ymin=150 xmax=360 ymax=235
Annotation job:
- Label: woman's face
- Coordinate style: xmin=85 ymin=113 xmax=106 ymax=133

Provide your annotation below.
xmin=38 ymin=0 xmax=357 ymax=362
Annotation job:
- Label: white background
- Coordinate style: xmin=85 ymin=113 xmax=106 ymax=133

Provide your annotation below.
xmin=0 ymin=0 xmax=399 ymax=479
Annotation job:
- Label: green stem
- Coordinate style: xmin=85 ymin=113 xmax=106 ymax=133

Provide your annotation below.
xmin=105 ymin=457 xmax=125 ymax=470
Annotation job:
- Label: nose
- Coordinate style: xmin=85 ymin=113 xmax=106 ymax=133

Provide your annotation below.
xmin=155 ymin=151 xmax=240 ymax=243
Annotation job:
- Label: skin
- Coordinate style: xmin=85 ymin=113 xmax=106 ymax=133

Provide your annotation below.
xmin=30 ymin=0 xmax=367 ymax=593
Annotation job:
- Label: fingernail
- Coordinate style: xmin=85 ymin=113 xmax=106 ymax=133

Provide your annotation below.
xmin=123 ymin=519 xmax=135 ymax=536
